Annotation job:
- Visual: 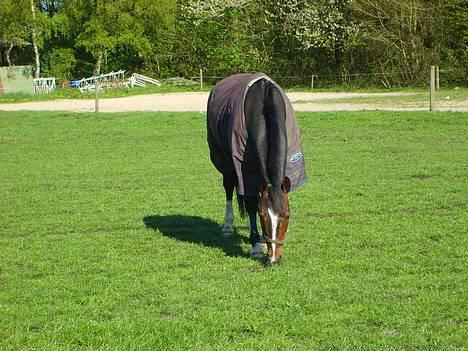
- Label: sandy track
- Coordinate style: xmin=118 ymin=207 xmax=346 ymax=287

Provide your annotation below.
xmin=0 ymin=91 xmax=466 ymax=112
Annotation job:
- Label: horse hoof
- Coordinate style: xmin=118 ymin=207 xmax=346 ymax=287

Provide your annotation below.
xmin=221 ymin=224 xmax=234 ymax=236
xmin=250 ymin=243 xmax=264 ymax=259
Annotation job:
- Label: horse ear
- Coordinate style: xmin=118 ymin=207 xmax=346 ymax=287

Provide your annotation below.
xmin=282 ymin=177 xmax=291 ymax=193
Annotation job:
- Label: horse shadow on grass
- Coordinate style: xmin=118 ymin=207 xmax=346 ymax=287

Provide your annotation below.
xmin=143 ymin=215 xmax=250 ymax=258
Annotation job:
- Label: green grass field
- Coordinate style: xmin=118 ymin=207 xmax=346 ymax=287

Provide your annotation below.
xmin=312 ymin=88 xmax=467 ymax=108
xmin=1 ymin=110 xmax=466 ymax=350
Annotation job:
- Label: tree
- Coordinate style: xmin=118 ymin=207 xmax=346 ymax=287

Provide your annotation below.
xmin=242 ymin=0 xmax=357 ymax=77
xmin=349 ymin=0 xmax=465 ymax=86
xmin=30 ymin=0 xmax=41 ymax=77
xmin=122 ymin=0 xmax=177 ymax=76
xmin=0 ymin=0 xmax=31 ymax=66
xmin=39 ymin=0 xmax=64 ymax=17
xmin=3 ymin=0 xmax=465 ymax=86
xmin=62 ymin=0 xmax=152 ymax=76
xmin=0 ymin=0 xmax=55 ymax=76
xmin=261 ymin=0 xmax=356 ymax=51
xmin=42 ymin=48 xmax=76 ymax=79
xmin=439 ymin=0 xmax=468 ymax=79
xmin=173 ymin=0 xmax=261 ymax=76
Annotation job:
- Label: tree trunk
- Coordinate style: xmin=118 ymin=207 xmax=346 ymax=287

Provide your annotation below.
xmin=6 ymin=43 xmax=13 ymax=67
xmin=94 ymin=53 xmax=103 ymax=76
xmin=30 ymin=0 xmax=40 ymax=78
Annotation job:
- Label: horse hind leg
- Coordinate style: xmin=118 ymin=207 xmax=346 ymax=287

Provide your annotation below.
xmin=221 ymin=172 xmax=236 ymax=235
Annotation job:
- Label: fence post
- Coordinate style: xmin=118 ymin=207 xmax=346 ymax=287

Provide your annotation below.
xmin=436 ymin=65 xmax=440 ymax=90
xmin=311 ymin=74 xmax=315 ymax=90
xmin=200 ymin=69 xmax=203 ymax=90
xmin=430 ymin=65 xmax=436 ymax=111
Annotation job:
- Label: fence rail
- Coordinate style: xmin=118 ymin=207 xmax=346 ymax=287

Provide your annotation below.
xmin=33 ymin=77 xmax=56 ymax=94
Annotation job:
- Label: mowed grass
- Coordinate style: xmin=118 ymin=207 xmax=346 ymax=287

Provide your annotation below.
xmin=0 ymin=110 xmax=466 ymax=350
xmin=296 ymin=88 xmax=468 ymax=109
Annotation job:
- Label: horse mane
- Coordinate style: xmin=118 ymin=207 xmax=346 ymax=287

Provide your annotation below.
xmin=263 ymin=80 xmax=288 ymax=215
xmin=241 ymin=77 xmax=288 ymax=217
xmin=267 ymin=185 xmax=289 ymax=216
xmin=237 ymin=186 xmax=288 ymax=218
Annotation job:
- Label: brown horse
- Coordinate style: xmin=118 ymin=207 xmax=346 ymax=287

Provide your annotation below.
xmin=207 ymin=73 xmax=306 ymax=264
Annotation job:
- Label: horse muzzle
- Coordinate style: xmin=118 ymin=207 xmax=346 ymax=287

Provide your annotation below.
xmin=267 ymin=253 xmax=284 ymax=265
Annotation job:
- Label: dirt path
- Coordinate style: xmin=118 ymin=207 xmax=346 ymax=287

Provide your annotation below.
xmin=0 ymin=91 xmax=466 ymax=112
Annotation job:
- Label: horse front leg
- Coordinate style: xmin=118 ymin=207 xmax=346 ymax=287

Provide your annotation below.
xmin=222 ymin=200 xmax=235 ymax=235
xmin=221 ymin=172 xmax=236 ymax=235
xmin=245 ymin=195 xmax=264 ymax=258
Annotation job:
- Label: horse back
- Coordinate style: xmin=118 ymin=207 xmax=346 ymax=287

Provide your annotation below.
xmin=207 ymin=73 xmax=306 ymax=195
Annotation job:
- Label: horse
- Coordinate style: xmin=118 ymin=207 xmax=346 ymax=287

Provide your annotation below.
xmin=207 ymin=73 xmax=306 ymax=264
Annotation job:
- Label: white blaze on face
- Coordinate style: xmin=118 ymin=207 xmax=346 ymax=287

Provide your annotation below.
xmin=268 ymin=207 xmax=280 ymax=260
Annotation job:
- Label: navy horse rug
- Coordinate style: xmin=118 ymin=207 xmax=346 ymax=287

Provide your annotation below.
xmin=207 ymin=73 xmax=307 ymax=196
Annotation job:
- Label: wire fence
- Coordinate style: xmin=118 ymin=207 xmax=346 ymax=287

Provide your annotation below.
xmin=190 ymin=68 xmax=467 ymax=90
xmin=182 ymin=67 xmax=467 ymax=111
xmin=29 ymin=67 xmax=464 ymax=111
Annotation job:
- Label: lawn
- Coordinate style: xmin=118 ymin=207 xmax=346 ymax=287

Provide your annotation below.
xmin=0 ymin=110 xmax=466 ymax=350
xmin=295 ymin=88 xmax=468 ymax=109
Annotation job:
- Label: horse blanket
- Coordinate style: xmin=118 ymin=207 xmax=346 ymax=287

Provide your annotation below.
xmin=207 ymin=73 xmax=307 ymax=195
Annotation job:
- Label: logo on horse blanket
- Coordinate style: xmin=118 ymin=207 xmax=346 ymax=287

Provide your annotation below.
xmin=290 ymin=152 xmax=303 ymax=163
xmin=207 ymin=73 xmax=307 ymax=195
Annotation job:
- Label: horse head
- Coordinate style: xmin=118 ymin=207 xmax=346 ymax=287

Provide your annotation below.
xmin=258 ymin=177 xmax=291 ymax=264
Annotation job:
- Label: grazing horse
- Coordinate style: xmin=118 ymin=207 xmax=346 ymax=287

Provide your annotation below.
xmin=207 ymin=73 xmax=306 ymax=264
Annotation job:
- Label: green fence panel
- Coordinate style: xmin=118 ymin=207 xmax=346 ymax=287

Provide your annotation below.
xmin=0 ymin=66 xmax=34 ymax=95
